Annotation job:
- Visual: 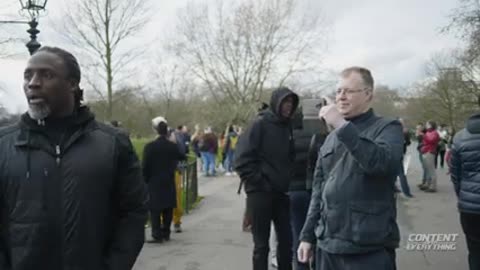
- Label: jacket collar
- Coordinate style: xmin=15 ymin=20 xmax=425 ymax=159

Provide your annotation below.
xmin=15 ymin=106 xmax=96 ymax=149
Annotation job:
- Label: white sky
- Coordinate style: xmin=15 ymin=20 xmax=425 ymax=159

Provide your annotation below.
xmin=0 ymin=0 xmax=462 ymax=113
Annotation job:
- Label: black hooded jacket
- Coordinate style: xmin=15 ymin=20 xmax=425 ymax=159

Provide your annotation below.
xmin=0 ymin=106 xmax=148 ymax=270
xmin=234 ymin=87 xmax=299 ymax=193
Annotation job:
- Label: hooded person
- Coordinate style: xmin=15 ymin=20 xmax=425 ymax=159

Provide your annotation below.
xmin=234 ymin=87 xmax=299 ymax=270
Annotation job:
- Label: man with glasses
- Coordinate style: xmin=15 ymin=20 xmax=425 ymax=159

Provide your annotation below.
xmin=297 ymin=67 xmax=403 ymax=270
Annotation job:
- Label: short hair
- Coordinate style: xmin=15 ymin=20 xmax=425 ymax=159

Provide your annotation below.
xmin=36 ymin=46 xmax=81 ymax=84
xmin=35 ymin=46 xmax=83 ymax=106
xmin=427 ymin=120 xmax=437 ymax=130
xmin=156 ymin=122 xmax=168 ymax=136
xmin=341 ymin=66 xmax=374 ymax=90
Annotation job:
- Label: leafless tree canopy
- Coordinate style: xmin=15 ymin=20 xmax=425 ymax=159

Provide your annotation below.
xmin=56 ymin=0 xmax=152 ymax=120
xmin=168 ymin=0 xmax=328 ymax=121
xmin=445 ymin=0 xmax=480 ymax=63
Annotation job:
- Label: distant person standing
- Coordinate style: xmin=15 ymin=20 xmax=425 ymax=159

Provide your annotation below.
xmin=436 ymin=124 xmax=448 ymax=169
xmin=173 ymin=125 xmax=189 ymax=233
xmin=200 ymin=127 xmax=218 ymax=177
xmin=223 ymin=125 xmax=239 ymax=176
xmin=143 ymin=117 xmax=186 ymax=243
xmin=397 ymin=118 xmax=413 ymax=198
xmin=419 ymin=121 xmax=440 ymax=192
xmin=416 ymin=123 xmax=428 ymax=188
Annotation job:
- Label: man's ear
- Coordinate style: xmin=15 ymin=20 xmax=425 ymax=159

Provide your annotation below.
xmin=367 ymin=90 xmax=374 ymax=102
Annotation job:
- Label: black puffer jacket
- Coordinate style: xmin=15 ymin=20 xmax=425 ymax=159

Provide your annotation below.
xmin=451 ymin=113 xmax=480 ymax=214
xmin=289 ymin=113 xmax=327 ymax=192
xmin=234 ymin=87 xmax=299 ymax=193
xmin=0 ymin=107 xmax=148 ymax=270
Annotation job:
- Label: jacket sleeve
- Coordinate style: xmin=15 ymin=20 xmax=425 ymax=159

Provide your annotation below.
xmin=450 ymin=135 xmax=462 ymax=196
xmin=234 ymin=118 xmax=263 ymax=185
xmin=300 ymin=151 xmax=324 ymax=243
xmin=105 ymin=134 xmax=148 ymax=270
xmin=335 ymin=120 xmax=404 ymax=175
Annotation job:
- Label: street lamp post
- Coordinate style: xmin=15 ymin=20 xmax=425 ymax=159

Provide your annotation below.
xmin=19 ymin=0 xmax=48 ymax=55
xmin=0 ymin=0 xmax=48 ymax=55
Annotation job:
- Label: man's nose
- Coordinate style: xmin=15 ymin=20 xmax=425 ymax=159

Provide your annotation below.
xmin=28 ymin=73 xmax=41 ymax=89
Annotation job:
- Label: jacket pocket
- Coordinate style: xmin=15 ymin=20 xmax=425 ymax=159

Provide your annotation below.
xmin=349 ymin=201 xmax=392 ymax=245
xmin=314 ymin=215 xmax=325 ymax=239
xmin=324 ymin=205 xmax=349 ymax=240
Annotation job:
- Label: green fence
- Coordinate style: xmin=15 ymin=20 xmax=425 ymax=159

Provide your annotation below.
xmin=181 ymin=158 xmax=198 ymax=214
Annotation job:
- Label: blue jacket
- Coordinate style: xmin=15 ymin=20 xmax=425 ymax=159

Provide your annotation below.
xmin=450 ymin=113 xmax=480 ymax=214
xmin=300 ymin=109 xmax=403 ymax=254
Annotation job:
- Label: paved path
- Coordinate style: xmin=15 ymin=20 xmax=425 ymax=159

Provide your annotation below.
xmin=134 ymin=150 xmax=469 ymax=270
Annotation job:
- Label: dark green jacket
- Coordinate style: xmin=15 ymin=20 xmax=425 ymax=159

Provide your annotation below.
xmin=300 ymin=109 xmax=403 ymax=254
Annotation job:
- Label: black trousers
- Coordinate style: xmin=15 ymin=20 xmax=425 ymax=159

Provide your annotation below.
xmin=460 ymin=212 xmax=480 ymax=270
xmin=316 ymin=247 xmax=396 ymax=270
xmin=247 ymin=191 xmax=293 ymax=270
xmin=151 ymin=208 xmax=173 ymax=240
xmin=435 ymin=150 xmax=446 ymax=168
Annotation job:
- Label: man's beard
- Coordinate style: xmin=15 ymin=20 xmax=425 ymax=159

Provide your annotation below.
xmin=28 ymin=103 xmax=51 ymax=120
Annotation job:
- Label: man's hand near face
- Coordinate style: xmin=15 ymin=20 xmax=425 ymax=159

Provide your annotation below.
xmin=319 ymin=104 xmax=347 ymax=130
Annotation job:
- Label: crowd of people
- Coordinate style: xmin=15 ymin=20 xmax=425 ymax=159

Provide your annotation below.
xmin=235 ymin=66 xmax=480 ymax=270
xmin=0 ymin=46 xmax=479 ymax=270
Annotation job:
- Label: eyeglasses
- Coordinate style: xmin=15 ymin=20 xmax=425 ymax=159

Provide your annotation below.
xmin=335 ymin=88 xmax=371 ymax=96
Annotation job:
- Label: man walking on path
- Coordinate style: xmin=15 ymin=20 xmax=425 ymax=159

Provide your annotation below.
xmin=235 ymin=87 xmax=299 ymax=270
xmin=450 ymin=97 xmax=480 ymax=270
xmin=143 ymin=117 xmax=186 ymax=243
xmin=0 ymin=46 xmax=148 ymax=270
xmin=298 ymin=67 xmax=403 ymax=270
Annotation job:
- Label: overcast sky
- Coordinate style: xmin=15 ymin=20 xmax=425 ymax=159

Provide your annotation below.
xmin=0 ymin=0 xmax=463 ymax=113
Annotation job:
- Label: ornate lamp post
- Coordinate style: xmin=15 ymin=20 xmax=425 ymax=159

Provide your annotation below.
xmin=19 ymin=0 xmax=48 ymax=55
xmin=0 ymin=1 xmax=48 ymax=55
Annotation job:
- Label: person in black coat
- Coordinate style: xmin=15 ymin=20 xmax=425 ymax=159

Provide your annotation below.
xmin=235 ymin=87 xmax=299 ymax=270
xmin=143 ymin=117 xmax=186 ymax=243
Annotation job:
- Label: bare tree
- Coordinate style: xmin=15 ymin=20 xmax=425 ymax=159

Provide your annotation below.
xmin=55 ymin=0 xmax=152 ymax=120
xmin=150 ymin=64 xmax=183 ymax=119
xmin=444 ymin=0 xmax=480 ymax=62
xmin=417 ymin=52 xmax=478 ymax=129
xmin=0 ymin=0 xmax=25 ymax=58
xmin=444 ymin=0 xmax=480 ymax=95
xmin=168 ymin=0 xmax=328 ymax=122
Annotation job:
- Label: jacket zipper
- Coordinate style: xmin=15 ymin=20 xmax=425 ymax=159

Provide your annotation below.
xmin=55 ymin=143 xmax=65 ymax=269
xmin=56 ymin=144 xmax=61 ymax=165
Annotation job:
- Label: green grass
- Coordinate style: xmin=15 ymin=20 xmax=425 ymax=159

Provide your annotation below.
xmin=131 ymin=137 xmax=151 ymax=161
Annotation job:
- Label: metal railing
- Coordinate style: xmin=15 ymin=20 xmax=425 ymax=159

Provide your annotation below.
xmin=181 ymin=158 xmax=198 ymax=214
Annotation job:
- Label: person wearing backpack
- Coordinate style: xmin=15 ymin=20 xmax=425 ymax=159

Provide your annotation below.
xmin=223 ymin=125 xmax=239 ymax=176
